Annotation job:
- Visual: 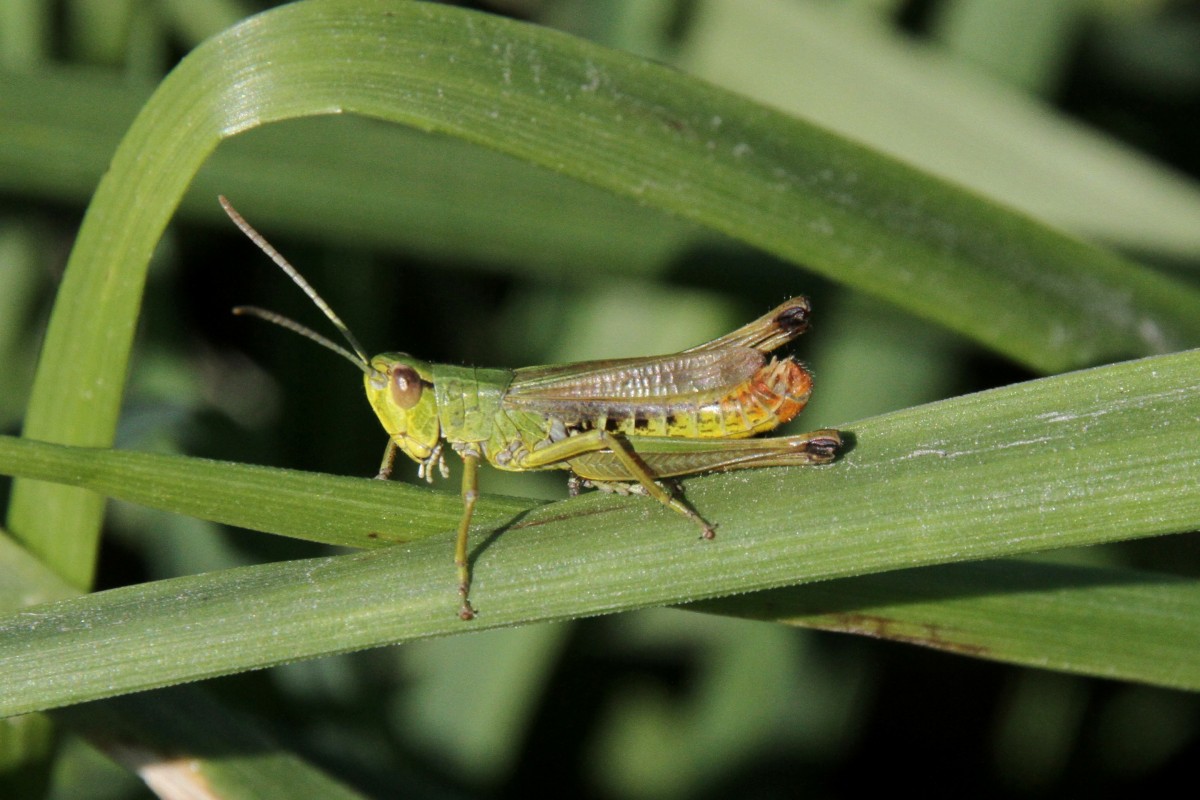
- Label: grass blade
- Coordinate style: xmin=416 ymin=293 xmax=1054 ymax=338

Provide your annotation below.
xmin=1 ymin=348 xmax=1197 ymax=715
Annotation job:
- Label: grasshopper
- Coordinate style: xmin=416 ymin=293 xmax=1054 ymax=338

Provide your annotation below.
xmin=220 ymin=197 xmax=841 ymax=619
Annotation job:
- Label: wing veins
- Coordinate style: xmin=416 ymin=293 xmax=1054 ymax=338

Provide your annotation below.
xmin=505 ymin=348 xmax=764 ymax=409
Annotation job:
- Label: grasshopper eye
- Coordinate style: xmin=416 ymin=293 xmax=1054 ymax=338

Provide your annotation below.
xmin=389 ymin=365 xmax=423 ymax=409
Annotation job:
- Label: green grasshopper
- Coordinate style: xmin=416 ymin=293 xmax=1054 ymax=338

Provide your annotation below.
xmin=220 ymin=197 xmax=841 ymax=619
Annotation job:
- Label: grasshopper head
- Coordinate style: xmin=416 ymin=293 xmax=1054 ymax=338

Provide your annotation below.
xmin=365 ymin=353 xmax=441 ymax=462
xmin=219 ymin=199 xmax=444 ymax=468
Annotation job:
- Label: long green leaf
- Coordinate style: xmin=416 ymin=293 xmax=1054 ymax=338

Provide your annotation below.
xmin=1 ymin=348 xmax=1197 ymax=715
xmin=694 ymin=560 xmax=1200 ymax=687
xmin=0 ymin=436 xmax=536 ymax=550
xmin=11 ymin=0 xmax=1200 ymax=590
xmin=681 ymin=0 xmax=1200 ymax=257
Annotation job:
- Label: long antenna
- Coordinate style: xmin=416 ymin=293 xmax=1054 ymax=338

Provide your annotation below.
xmin=231 ymin=305 xmax=371 ymax=374
xmin=220 ymin=196 xmax=375 ymax=376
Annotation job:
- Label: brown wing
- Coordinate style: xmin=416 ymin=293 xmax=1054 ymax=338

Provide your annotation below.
xmin=504 ymin=347 xmax=764 ymax=415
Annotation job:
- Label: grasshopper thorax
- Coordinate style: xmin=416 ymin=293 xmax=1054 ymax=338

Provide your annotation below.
xmin=365 ymin=353 xmax=441 ymax=462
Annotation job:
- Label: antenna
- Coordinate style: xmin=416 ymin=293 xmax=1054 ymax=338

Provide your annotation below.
xmin=220 ymin=196 xmax=375 ymax=376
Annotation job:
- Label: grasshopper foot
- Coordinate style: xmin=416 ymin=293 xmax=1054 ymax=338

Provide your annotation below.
xmin=805 ymin=431 xmax=843 ymax=462
xmin=458 ymin=587 xmax=477 ymax=620
xmin=458 ymin=581 xmax=476 ymax=621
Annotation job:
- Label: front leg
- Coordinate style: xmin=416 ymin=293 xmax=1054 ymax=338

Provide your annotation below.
xmin=374 ymin=439 xmax=399 ymax=480
xmin=455 ymin=449 xmax=482 ymax=620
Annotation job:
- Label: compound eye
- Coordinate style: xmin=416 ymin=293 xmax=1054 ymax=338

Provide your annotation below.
xmin=389 ymin=365 xmax=422 ymax=409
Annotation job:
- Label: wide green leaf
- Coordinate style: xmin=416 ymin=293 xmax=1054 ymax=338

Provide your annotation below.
xmin=1 ymin=347 xmax=1197 ymax=715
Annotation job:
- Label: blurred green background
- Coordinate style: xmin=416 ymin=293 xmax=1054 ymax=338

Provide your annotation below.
xmin=2 ymin=0 xmax=1199 ymax=797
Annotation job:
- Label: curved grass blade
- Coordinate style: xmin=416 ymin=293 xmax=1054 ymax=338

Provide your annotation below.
xmin=11 ymin=0 xmax=1200 ymax=589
